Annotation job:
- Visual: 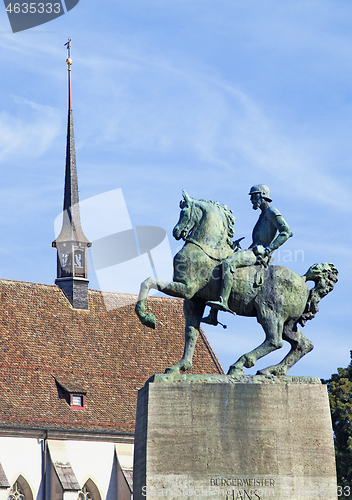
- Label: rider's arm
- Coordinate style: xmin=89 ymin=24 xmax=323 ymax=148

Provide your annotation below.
xmin=265 ymin=212 xmax=293 ymax=255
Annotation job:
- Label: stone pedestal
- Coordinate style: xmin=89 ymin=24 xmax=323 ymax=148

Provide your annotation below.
xmin=133 ymin=374 xmax=337 ymax=500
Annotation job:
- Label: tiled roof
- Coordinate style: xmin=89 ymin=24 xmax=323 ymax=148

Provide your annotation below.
xmin=0 ymin=279 xmax=223 ymax=435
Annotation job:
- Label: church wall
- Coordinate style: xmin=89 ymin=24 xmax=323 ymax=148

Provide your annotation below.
xmin=0 ymin=435 xmax=133 ymax=500
xmin=0 ymin=436 xmax=41 ymax=498
xmin=64 ymin=493 xmax=80 ymax=500
xmin=0 ymin=489 xmax=8 ymax=500
xmin=65 ymin=440 xmax=117 ymax=497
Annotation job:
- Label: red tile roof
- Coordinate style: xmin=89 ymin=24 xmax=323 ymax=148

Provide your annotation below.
xmin=0 ymin=279 xmax=223 ymax=435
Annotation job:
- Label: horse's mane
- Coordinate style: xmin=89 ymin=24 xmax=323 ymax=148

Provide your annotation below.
xmin=198 ymin=198 xmax=236 ymax=248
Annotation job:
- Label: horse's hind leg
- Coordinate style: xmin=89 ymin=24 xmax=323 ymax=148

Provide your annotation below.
xmin=257 ymin=321 xmax=313 ymax=376
xmin=165 ymin=297 xmax=205 ymax=374
xmin=227 ymin=313 xmax=284 ymax=376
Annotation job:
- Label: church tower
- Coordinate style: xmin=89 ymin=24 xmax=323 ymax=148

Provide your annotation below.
xmin=52 ymin=40 xmax=91 ymax=310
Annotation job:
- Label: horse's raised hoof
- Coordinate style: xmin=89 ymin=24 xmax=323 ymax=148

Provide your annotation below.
xmin=227 ymin=366 xmax=244 ymax=376
xmin=141 ymin=313 xmax=156 ymax=329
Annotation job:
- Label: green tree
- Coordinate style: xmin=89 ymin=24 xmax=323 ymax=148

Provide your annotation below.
xmin=324 ymin=351 xmax=352 ymax=497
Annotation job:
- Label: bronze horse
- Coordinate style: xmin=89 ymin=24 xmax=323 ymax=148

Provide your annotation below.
xmin=135 ymin=191 xmax=338 ymax=376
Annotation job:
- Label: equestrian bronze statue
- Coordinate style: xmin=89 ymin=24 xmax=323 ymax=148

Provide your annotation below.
xmin=135 ymin=187 xmax=338 ymax=376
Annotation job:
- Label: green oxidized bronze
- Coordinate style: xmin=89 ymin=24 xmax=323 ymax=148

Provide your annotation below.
xmin=205 ymin=184 xmax=293 ymax=319
xmin=135 ymin=187 xmax=338 ymax=376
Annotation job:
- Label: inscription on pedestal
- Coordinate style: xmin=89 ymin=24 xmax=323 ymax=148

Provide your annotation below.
xmin=209 ymin=477 xmax=275 ymax=500
xmin=210 ymin=478 xmax=276 ymax=487
xmin=143 ymin=478 xmax=338 ymax=500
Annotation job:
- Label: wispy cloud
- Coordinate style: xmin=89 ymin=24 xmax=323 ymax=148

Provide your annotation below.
xmin=59 ymin=42 xmax=352 ymax=213
xmin=0 ymin=96 xmax=61 ymax=162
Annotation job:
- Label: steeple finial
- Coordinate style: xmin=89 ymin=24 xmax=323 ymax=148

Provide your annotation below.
xmin=65 ymin=38 xmax=72 ymax=111
xmin=52 ymin=40 xmax=91 ymax=310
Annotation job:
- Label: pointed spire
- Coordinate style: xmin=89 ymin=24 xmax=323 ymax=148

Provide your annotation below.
xmin=53 ymin=39 xmax=90 ymax=246
xmin=52 ymin=40 xmax=91 ymax=310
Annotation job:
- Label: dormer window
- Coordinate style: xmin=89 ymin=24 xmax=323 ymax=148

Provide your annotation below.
xmin=54 ymin=376 xmax=87 ymax=410
xmin=70 ymin=394 xmax=86 ymax=409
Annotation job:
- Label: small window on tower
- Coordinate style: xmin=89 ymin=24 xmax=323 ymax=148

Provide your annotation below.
xmin=74 ymin=249 xmax=85 ymax=277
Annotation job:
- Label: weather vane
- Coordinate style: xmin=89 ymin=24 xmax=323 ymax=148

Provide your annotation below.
xmin=64 ymin=38 xmax=73 ymax=110
xmin=64 ymin=38 xmax=72 ymax=71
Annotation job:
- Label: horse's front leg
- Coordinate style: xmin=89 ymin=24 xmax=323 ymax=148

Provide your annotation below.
xmin=165 ymin=297 xmax=205 ymax=374
xmin=135 ymin=277 xmax=199 ymax=329
xmin=135 ymin=277 xmax=159 ymax=328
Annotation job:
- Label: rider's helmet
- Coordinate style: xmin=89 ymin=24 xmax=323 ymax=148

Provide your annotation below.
xmin=248 ymin=184 xmax=272 ymax=202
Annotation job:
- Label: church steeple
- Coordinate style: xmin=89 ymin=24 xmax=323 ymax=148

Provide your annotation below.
xmin=52 ymin=39 xmax=91 ymax=310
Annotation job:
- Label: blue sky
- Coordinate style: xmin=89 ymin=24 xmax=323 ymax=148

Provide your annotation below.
xmin=0 ymin=0 xmax=351 ymax=379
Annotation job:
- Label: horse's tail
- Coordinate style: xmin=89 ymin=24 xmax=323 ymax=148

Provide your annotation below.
xmin=298 ymin=263 xmax=338 ymax=327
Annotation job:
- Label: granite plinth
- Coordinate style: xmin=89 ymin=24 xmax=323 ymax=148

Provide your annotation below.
xmin=133 ymin=375 xmax=337 ymax=500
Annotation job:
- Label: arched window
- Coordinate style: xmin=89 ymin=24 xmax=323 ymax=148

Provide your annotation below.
xmin=8 ymin=482 xmax=24 ymax=500
xmin=8 ymin=476 xmax=33 ymax=500
xmin=77 ymin=485 xmax=91 ymax=500
xmin=77 ymin=479 xmax=101 ymax=500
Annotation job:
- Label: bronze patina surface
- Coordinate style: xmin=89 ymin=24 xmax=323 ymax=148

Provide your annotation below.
xmin=135 ymin=188 xmax=338 ymax=376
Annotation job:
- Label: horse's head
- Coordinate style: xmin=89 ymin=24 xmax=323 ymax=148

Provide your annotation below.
xmin=173 ymin=190 xmax=201 ymax=241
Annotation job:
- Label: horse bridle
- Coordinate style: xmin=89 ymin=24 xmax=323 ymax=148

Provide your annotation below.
xmin=180 ymin=198 xmax=195 ymax=240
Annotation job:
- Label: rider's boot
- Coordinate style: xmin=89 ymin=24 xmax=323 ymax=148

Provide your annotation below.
xmin=206 ymin=269 xmax=236 ymax=315
xmin=202 ymin=307 xmax=219 ymax=326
